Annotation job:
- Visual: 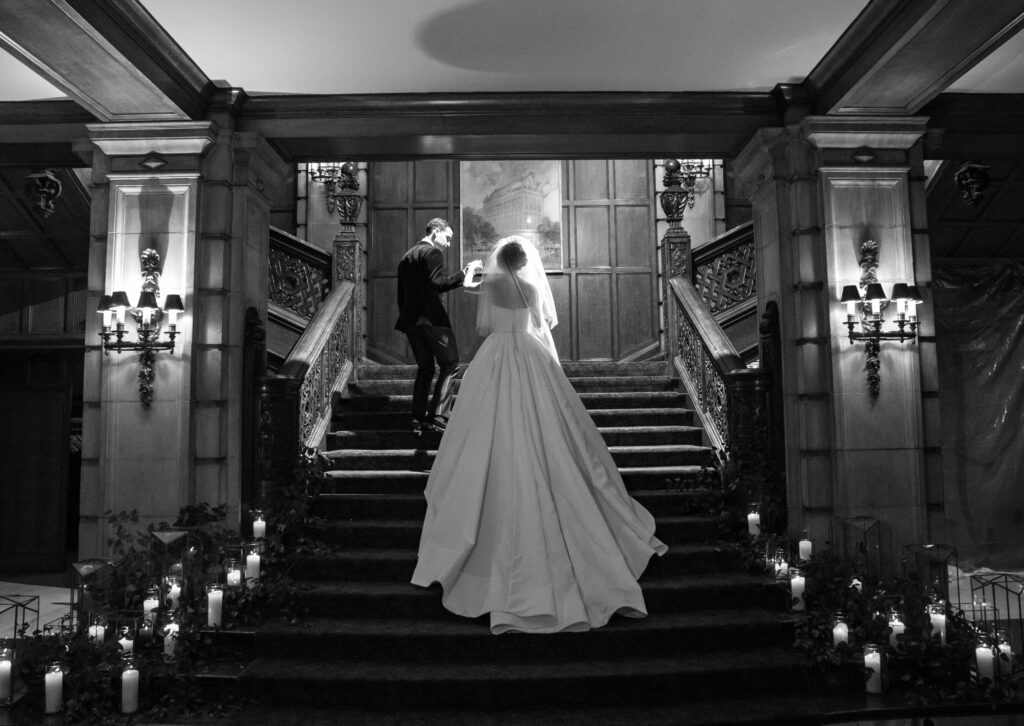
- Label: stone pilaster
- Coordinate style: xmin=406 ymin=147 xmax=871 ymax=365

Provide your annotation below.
xmin=733 ymin=116 xmax=937 ymax=571
xmin=78 ymin=116 xmax=288 ymax=556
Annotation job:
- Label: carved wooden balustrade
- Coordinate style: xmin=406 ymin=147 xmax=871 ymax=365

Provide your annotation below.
xmin=659 ymin=163 xmax=776 ymax=525
xmin=257 ymin=163 xmax=364 ymax=502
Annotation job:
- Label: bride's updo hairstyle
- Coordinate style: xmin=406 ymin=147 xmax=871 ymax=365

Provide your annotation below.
xmin=498 ymin=239 xmax=528 ymax=271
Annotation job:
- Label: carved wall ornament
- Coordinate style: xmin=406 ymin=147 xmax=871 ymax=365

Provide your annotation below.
xmin=953 ymin=160 xmax=990 ymax=207
xmin=24 ymin=169 xmax=63 ymax=218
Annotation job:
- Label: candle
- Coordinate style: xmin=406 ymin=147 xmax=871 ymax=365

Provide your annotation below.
xmin=226 ymin=560 xmax=242 ymax=588
xmin=167 ymin=577 xmax=181 ymax=609
xmin=138 ymin=621 xmax=154 ymax=645
xmin=747 ymin=509 xmax=760 ymax=536
xmin=864 ymin=644 xmax=882 ymax=693
xmin=833 ymin=617 xmax=849 ymax=646
xmin=253 ymin=511 xmax=266 ymax=539
xmin=246 ymin=552 xmax=261 ymax=582
xmin=976 ymin=644 xmax=996 ymax=684
xmin=0 ymin=648 xmax=12 ymax=703
xmin=121 ymin=664 xmax=139 ymax=714
xmin=889 ymin=618 xmax=905 ymax=648
xmin=143 ymin=589 xmax=160 ymax=621
xmin=790 ymin=570 xmax=806 ymax=612
xmin=929 ymin=609 xmax=946 ymax=645
xmin=207 ymin=586 xmax=223 ymax=627
xmin=88 ymin=624 xmax=105 ymax=643
xmin=798 ymin=534 xmax=812 ymax=561
xmin=44 ymin=664 xmax=62 ymax=714
xmin=163 ymin=621 xmax=179 ymax=657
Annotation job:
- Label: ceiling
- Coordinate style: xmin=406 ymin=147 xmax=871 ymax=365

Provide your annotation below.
xmin=0 ymin=0 xmax=1022 ymax=270
xmin=2 ymin=0 xmax=1023 ymax=102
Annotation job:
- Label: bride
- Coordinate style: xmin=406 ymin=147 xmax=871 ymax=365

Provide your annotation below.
xmin=410 ymin=236 xmax=667 ymax=634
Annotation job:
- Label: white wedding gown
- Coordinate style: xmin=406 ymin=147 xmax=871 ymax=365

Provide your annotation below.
xmin=410 ymin=304 xmax=668 ymax=634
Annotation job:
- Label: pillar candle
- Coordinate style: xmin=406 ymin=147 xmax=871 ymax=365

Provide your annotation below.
xmin=864 ymin=646 xmax=882 ymax=693
xmin=747 ymin=511 xmax=760 ymax=536
xmin=976 ymin=645 xmax=996 ymax=684
xmin=790 ymin=572 xmax=806 ymax=612
xmin=253 ymin=516 xmax=266 ymax=539
xmin=88 ymin=624 xmax=105 ymax=643
xmin=930 ymin=612 xmax=946 ymax=645
xmin=245 ymin=552 xmax=261 ymax=582
xmin=889 ymin=619 xmax=905 ymax=648
xmin=207 ymin=587 xmax=223 ymax=627
xmin=226 ymin=567 xmax=242 ymax=588
xmin=0 ymin=657 xmax=12 ymax=702
xmin=163 ymin=622 xmax=179 ymax=657
xmin=798 ymin=537 xmax=812 ymax=561
xmin=143 ymin=592 xmax=159 ymax=621
xmin=833 ymin=621 xmax=849 ymax=646
xmin=44 ymin=667 xmax=62 ymax=714
xmin=121 ymin=666 xmax=139 ymax=714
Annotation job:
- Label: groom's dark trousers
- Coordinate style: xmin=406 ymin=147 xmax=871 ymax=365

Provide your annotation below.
xmin=395 ymin=240 xmax=465 ymax=424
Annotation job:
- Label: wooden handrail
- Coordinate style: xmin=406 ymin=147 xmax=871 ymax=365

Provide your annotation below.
xmin=692 ymin=220 xmax=753 ymax=269
xmin=268 ymin=226 xmax=332 ymax=322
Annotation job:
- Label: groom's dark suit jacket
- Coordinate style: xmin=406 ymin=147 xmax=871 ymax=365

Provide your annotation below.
xmin=394 ymin=241 xmax=465 ymax=332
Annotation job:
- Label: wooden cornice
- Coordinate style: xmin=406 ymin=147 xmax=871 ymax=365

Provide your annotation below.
xmin=806 ymin=0 xmax=1024 ymax=116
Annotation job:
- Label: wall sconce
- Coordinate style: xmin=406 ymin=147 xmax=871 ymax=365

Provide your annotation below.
xmin=97 ymin=248 xmax=184 ymax=407
xmin=839 ymin=240 xmax=921 ymax=399
xmin=307 ymin=161 xmax=361 ymax=222
xmin=660 ymin=159 xmax=713 ymax=217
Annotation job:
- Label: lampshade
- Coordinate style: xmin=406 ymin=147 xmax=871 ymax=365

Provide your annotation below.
xmin=96 ymin=295 xmax=111 ymax=313
xmin=163 ymin=294 xmax=184 ymax=312
xmin=109 ymin=291 xmax=130 ymax=310
xmin=890 ymin=283 xmax=911 ymax=301
xmin=863 ymin=283 xmax=887 ymax=303
xmin=906 ymin=285 xmax=924 ymax=304
xmin=136 ymin=291 xmax=159 ymax=310
xmin=840 ymin=285 xmax=862 ymax=303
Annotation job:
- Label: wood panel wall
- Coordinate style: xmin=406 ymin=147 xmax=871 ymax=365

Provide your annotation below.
xmin=366 ymin=159 xmax=659 ymax=363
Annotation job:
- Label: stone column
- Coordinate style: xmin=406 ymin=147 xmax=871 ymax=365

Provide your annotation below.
xmin=79 ymin=108 xmax=288 ymax=556
xmin=733 ymin=116 xmax=939 ymax=571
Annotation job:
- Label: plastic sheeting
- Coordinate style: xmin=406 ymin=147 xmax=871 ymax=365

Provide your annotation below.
xmin=934 ymin=260 xmax=1024 ymax=571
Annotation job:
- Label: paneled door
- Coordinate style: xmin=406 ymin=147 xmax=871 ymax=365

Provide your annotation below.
xmin=365 ymin=159 xmax=660 ymax=363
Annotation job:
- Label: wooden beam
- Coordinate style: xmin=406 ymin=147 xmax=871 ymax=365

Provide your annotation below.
xmin=807 ymin=0 xmax=1024 ymax=115
xmin=240 ymin=92 xmax=783 ymax=160
xmin=0 ymin=0 xmax=210 ymax=121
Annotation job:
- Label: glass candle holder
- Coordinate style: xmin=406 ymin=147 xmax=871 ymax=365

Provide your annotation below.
xmin=997 ymin=630 xmax=1014 ymax=676
xmin=165 ymin=575 xmax=182 ymax=610
xmin=87 ymin=616 xmax=106 ymax=643
xmin=163 ymin=618 xmax=179 ymax=658
xmin=975 ymin=637 xmax=996 ymax=684
xmin=746 ymin=504 xmax=760 ymax=536
xmin=864 ymin=643 xmax=883 ymax=693
xmin=142 ymin=586 xmax=160 ymax=622
xmin=0 ymin=647 xmax=13 ymax=706
xmin=44 ymin=662 xmax=63 ymax=714
xmin=928 ymin=601 xmax=947 ymax=645
xmin=789 ymin=567 xmax=806 ymax=612
xmin=798 ymin=530 xmax=812 ymax=560
xmin=252 ymin=509 xmax=266 ymax=539
xmin=226 ymin=559 xmax=242 ymax=588
xmin=832 ymin=613 xmax=849 ymax=646
xmin=888 ymin=610 xmax=905 ymax=649
xmin=121 ymin=657 xmax=140 ymax=714
xmin=206 ymin=584 xmax=224 ymax=628
xmin=117 ymin=625 xmax=135 ymax=654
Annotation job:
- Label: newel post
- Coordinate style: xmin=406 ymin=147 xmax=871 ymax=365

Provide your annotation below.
xmin=660 ymin=160 xmax=693 ymax=363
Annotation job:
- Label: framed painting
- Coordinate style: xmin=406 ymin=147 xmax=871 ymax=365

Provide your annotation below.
xmin=459 ymin=160 xmax=563 ymax=270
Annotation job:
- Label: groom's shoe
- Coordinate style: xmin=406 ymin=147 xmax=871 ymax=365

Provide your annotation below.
xmin=423 ymin=416 xmax=448 ymax=433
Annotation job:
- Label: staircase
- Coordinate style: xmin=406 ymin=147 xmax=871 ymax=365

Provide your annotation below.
xmin=220 ymin=361 xmax=821 ymax=725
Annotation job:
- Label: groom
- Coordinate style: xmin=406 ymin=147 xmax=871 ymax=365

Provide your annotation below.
xmin=395 ymin=218 xmax=480 ymax=434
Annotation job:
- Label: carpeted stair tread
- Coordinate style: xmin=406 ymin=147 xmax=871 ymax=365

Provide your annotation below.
xmin=327 ymin=424 xmax=704 ymax=449
xmin=333 ymin=408 xmax=699 ymax=429
xmin=338 ymin=390 xmax=688 ymax=412
xmin=355 ymin=361 xmax=671 ymax=380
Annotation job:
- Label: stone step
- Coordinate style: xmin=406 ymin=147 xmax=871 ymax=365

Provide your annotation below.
xmin=323 ymin=444 xmax=710 ymax=472
xmin=355 ymin=361 xmax=671 ymax=380
xmin=288 ymin=543 xmax=737 ymax=582
xmin=311 ymin=514 xmax=721 ymax=549
xmin=332 ymin=407 xmax=698 ymax=430
xmin=327 ymin=424 xmax=704 ymax=450
xmin=313 ymin=487 xmax=719 ymax=519
xmin=227 ymin=648 xmax=807 ymax=710
xmin=337 ymin=390 xmax=688 ymax=413
xmin=248 ymin=609 xmax=794 ymax=663
xmin=286 ymin=571 xmax=785 ymax=620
